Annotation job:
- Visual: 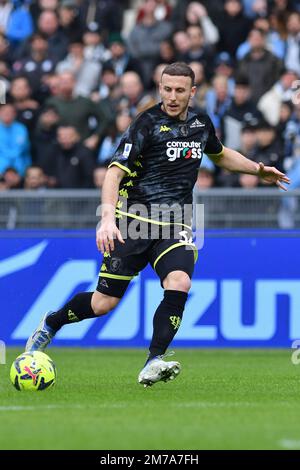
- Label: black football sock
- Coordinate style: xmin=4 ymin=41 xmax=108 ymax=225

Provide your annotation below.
xmin=45 ymin=292 xmax=96 ymax=332
xmin=148 ymin=290 xmax=188 ymax=361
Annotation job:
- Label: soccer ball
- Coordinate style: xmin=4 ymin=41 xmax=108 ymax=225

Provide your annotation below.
xmin=10 ymin=351 xmax=57 ymax=391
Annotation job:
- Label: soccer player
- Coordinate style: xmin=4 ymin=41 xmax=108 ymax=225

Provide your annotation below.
xmin=26 ymin=62 xmax=290 ymax=387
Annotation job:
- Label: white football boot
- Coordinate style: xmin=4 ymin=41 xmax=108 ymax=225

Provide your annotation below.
xmin=25 ymin=311 xmax=56 ymax=352
xmin=138 ymin=352 xmax=181 ymax=387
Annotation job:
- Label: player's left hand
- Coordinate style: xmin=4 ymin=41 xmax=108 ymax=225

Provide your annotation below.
xmin=257 ymin=162 xmax=290 ymax=191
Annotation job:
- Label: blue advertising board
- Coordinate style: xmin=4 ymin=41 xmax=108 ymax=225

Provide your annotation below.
xmin=1 ymin=230 xmax=299 ymax=347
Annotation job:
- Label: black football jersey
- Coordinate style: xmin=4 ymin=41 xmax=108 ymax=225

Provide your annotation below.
xmin=109 ymin=103 xmax=224 ymax=223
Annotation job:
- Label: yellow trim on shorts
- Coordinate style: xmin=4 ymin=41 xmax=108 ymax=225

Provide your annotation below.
xmin=99 ymin=273 xmax=135 ymax=281
xmin=205 ymin=145 xmax=225 ymax=158
xmin=116 ymin=209 xmax=192 ymax=231
xmin=153 ymin=242 xmax=198 ymax=271
xmin=108 ymin=161 xmax=131 ymax=175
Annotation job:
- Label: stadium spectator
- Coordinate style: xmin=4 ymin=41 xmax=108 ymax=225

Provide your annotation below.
xmin=5 ymin=0 xmax=34 ymax=48
xmin=0 ymin=166 xmax=22 ymax=190
xmin=237 ymin=27 xmax=283 ymax=103
xmin=0 ymin=32 xmax=9 ymax=63
xmin=254 ymin=118 xmax=284 ymax=171
xmin=171 ymin=0 xmax=223 ymax=30
xmin=93 ymin=164 xmax=107 ymax=189
xmin=217 ymin=0 xmax=252 ymax=57
xmin=189 ymin=61 xmax=210 ymax=110
xmin=103 ymin=32 xmax=143 ymax=82
xmin=98 ymin=111 xmax=132 ymax=165
xmin=53 ymin=125 xmax=95 ymax=188
xmin=257 ymin=69 xmax=298 ymax=125
xmin=82 ymin=23 xmax=111 ymax=64
xmin=127 ymin=0 xmax=172 ymax=87
xmin=58 ymin=0 xmax=83 ymax=44
xmin=285 ymin=11 xmax=300 ymax=76
xmin=172 ymin=30 xmax=191 ymax=60
xmin=183 ymin=25 xmax=215 ymax=78
xmin=0 ymin=102 xmax=31 ymax=177
xmin=118 ymin=71 xmax=156 ymax=116
xmin=156 ymin=39 xmax=177 ymax=67
xmin=23 ymin=165 xmax=47 ymax=190
xmin=137 ymin=0 xmax=172 ymax=23
xmin=45 ymin=71 xmax=109 ymax=149
xmin=78 ymin=0 xmax=124 ymax=37
xmin=9 ymin=76 xmax=39 ymax=138
xmin=0 ymin=0 xmax=13 ymax=34
xmin=213 ymin=52 xmax=235 ymax=96
xmin=32 ymin=104 xmax=60 ymax=183
xmin=236 ymin=16 xmax=286 ymax=60
xmin=205 ymin=74 xmax=231 ymax=134
xmin=223 ymin=76 xmax=260 ymax=149
xmin=185 ymin=2 xmax=219 ymax=46
xmin=12 ymin=33 xmax=56 ymax=98
xmin=56 ymin=40 xmax=101 ymax=97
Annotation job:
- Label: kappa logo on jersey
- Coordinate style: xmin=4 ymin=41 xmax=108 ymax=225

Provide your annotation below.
xmin=121 ymin=143 xmax=132 ymax=160
xmin=160 ymin=125 xmax=172 ymax=132
xmin=190 ymin=119 xmax=205 ymax=128
xmin=166 ymin=141 xmax=202 ymax=162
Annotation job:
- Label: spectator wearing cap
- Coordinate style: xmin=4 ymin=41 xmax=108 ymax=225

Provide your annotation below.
xmin=185 ymin=2 xmax=219 ymax=46
xmin=0 ymin=102 xmax=31 ymax=177
xmin=45 ymin=70 xmax=109 ymax=150
xmin=12 ymin=33 xmax=56 ymax=100
xmin=257 ymin=69 xmax=298 ymax=126
xmin=222 ymin=76 xmax=261 ymax=149
xmin=237 ymin=27 xmax=283 ymax=103
xmin=83 ymin=24 xmax=111 ymax=64
xmin=103 ymin=32 xmax=143 ymax=82
xmin=216 ymin=0 xmax=252 ymax=57
xmin=58 ymin=0 xmax=83 ymax=44
xmin=127 ymin=0 xmax=172 ymax=87
xmin=56 ymin=40 xmax=101 ymax=97
xmin=183 ymin=25 xmax=215 ymax=78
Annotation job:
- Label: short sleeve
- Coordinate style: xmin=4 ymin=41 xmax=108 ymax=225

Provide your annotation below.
xmin=204 ymin=117 xmax=224 ymax=158
xmin=108 ymin=114 xmax=150 ymax=175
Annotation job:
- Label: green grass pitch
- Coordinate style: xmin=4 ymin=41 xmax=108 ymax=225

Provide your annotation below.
xmin=0 ymin=348 xmax=299 ymax=450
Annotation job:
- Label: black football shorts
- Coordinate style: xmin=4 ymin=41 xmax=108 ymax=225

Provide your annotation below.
xmin=96 ymin=217 xmax=198 ymax=298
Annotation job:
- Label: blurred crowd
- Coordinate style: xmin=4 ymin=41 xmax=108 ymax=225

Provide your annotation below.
xmin=1 ymin=0 xmax=300 ymax=195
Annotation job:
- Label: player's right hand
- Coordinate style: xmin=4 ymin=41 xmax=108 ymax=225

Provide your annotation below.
xmin=96 ymin=220 xmax=125 ymax=254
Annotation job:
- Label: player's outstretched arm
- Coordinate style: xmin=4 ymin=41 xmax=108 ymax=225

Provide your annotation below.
xmin=209 ymin=146 xmax=290 ymax=191
xmin=96 ymin=166 xmax=126 ymax=254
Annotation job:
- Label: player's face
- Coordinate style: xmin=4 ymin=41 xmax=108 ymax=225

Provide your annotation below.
xmin=159 ymin=74 xmax=196 ymax=121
